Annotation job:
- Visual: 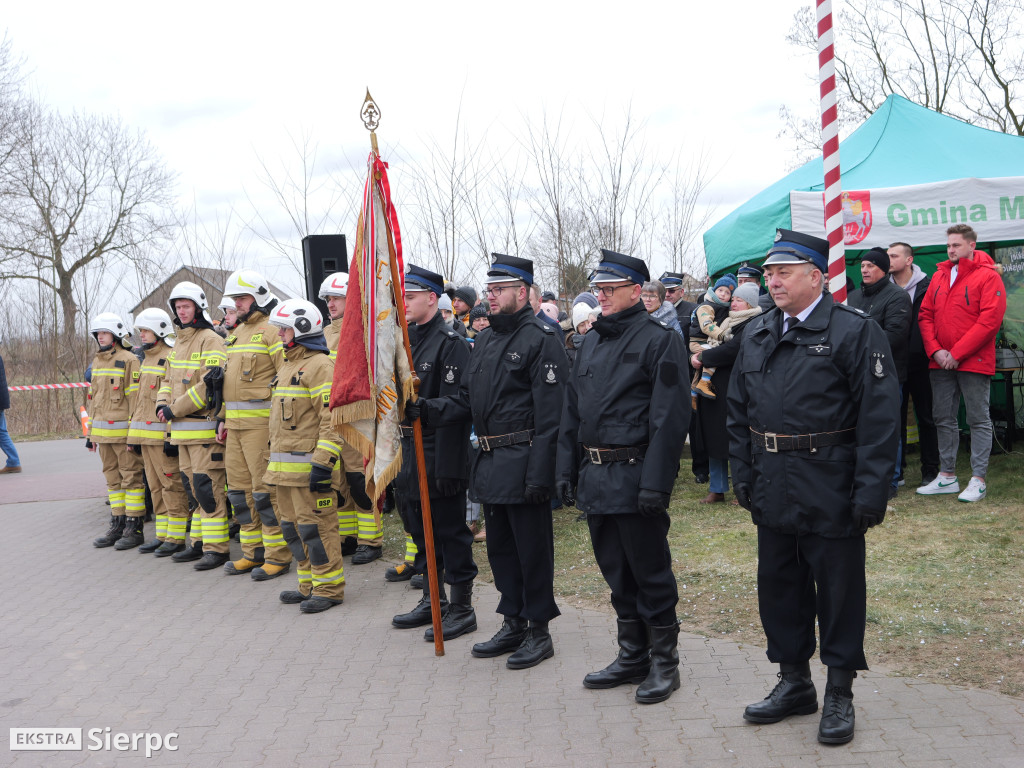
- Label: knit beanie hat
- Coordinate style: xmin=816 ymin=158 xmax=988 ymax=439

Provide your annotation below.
xmin=713 ymin=273 xmax=738 ymax=292
xmin=861 ymin=247 xmax=890 ymax=274
xmin=732 ymin=282 xmax=761 ymax=310
xmin=454 ymin=286 xmax=478 ymax=307
xmin=572 ymin=291 xmax=599 ymax=309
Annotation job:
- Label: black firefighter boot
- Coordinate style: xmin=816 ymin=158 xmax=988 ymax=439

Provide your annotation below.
xmin=114 ymin=517 xmax=145 ymax=550
xmin=635 ymin=621 xmax=681 ymax=704
xmin=425 ymin=582 xmax=477 ymax=642
xmin=583 ymin=618 xmax=652 ymax=689
xmin=818 ymin=668 xmax=856 ymax=745
xmin=506 ymin=621 xmax=554 ymax=670
xmin=93 ymin=515 xmax=126 ymax=548
xmin=392 ymin=572 xmax=447 ymax=629
xmin=743 ymin=661 xmax=818 ymax=723
xmin=471 ymin=617 xmax=528 ymax=658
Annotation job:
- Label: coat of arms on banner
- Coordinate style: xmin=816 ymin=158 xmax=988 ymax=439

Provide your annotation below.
xmin=842 ymin=191 xmax=872 ymax=245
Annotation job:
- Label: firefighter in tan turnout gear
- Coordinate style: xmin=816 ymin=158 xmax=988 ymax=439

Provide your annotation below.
xmin=216 ymin=270 xmax=292 ymax=580
xmin=155 ymin=282 xmax=230 ymax=570
xmin=127 ymin=308 xmax=190 ymax=555
xmin=88 ymin=312 xmax=145 ymax=549
xmin=265 ymin=298 xmax=346 ymax=613
xmin=318 ymin=272 xmax=383 ymax=566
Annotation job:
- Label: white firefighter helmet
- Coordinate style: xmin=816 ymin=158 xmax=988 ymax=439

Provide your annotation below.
xmin=167 ymin=281 xmax=213 ymax=324
xmin=217 ymin=296 xmax=235 ymax=312
xmin=133 ymin=308 xmax=174 ymax=339
xmin=89 ymin=312 xmax=130 ymax=341
xmin=268 ymin=298 xmax=323 ymax=340
xmin=223 ymin=269 xmax=274 ymax=308
xmin=318 ymin=272 xmax=349 ymax=299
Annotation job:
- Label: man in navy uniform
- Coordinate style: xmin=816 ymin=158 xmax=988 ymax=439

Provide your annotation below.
xmin=559 ymin=251 xmax=689 ymax=704
xmin=420 ymin=254 xmax=565 ymax=669
xmin=392 ymin=265 xmax=478 ymax=642
xmin=728 ymin=229 xmax=899 ymax=744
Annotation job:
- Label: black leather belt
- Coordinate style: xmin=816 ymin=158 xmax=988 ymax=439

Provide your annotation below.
xmin=400 ymin=425 xmax=414 ymax=438
xmin=479 ymin=430 xmax=534 ymax=452
xmin=750 ymin=427 xmax=855 ymax=453
xmin=584 ymin=445 xmax=647 ymax=464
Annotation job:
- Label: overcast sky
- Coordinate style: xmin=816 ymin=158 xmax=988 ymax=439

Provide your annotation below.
xmin=5 ymin=0 xmax=820 ymax=299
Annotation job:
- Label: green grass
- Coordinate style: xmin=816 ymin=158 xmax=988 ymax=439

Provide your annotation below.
xmin=380 ymin=447 xmax=1024 ymax=697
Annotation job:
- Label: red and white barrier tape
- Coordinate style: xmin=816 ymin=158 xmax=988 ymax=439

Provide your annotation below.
xmin=8 ymin=382 xmax=91 ymax=391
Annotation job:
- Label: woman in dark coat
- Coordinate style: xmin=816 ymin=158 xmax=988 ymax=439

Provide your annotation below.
xmin=691 ymin=283 xmax=762 ymax=503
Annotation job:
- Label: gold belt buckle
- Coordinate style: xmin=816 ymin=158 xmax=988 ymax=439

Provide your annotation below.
xmin=764 ymin=432 xmax=779 ymax=453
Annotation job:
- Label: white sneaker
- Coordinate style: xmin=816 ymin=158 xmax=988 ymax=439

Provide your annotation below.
xmin=957 ymin=477 xmax=987 ymax=503
xmin=917 ymin=475 xmax=960 ymax=495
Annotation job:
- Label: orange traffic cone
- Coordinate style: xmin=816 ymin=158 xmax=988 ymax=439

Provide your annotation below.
xmin=80 ymin=405 xmax=90 ymax=437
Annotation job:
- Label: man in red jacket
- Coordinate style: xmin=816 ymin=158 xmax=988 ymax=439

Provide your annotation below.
xmin=917 ymin=224 xmax=1006 ymax=502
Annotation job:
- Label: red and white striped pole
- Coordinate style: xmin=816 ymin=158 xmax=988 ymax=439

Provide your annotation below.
xmin=817 ymin=0 xmax=847 ymax=303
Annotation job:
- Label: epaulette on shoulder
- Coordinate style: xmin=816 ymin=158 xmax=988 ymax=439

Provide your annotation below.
xmin=644 ymin=314 xmax=671 ymax=331
xmin=445 ymin=329 xmax=459 ymax=338
xmin=835 ymin=303 xmax=868 ymax=317
xmin=538 ymin=321 xmax=555 ymax=334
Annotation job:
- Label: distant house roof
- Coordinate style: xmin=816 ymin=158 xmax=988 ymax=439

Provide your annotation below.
xmin=129 ymin=266 xmax=293 ymax=320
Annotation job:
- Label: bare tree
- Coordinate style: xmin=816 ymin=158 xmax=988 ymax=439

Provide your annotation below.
xmin=245 ymin=128 xmax=359 ymax=288
xmin=0 ymin=105 xmax=177 ymax=355
xmin=782 ymin=0 xmax=1024 ymax=161
xmin=658 ymin=150 xmax=715 ymax=278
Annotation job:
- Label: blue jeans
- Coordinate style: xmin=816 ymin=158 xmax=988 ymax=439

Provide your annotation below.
xmin=709 ymin=457 xmax=730 ymax=494
xmin=0 ymin=411 xmax=20 ymax=468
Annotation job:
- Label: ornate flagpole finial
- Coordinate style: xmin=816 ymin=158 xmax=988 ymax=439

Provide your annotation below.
xmin=361 ymin=89 xmax=380 ymax=154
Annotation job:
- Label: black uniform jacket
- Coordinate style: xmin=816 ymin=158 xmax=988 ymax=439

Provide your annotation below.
xmin=695 ymin=320 xmax=752 ymax=460
xmin=847 ymin=279 xmax=912 ymax=382
xmin=557 ymin=302 xmax=689 ymax=515
xmin=726 ymin=294 xmax=900 ymax=538
xmin=427 ymin=304 xmax=566 ymax=504
xmin=396 ymin=311 xmax=471 ymax=500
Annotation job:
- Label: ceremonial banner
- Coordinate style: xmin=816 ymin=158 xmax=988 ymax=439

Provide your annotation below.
xmin=329 ymin=152 xmax=412 ymax=501
xmin=791 ymin=176 xmax=1024 ymax=250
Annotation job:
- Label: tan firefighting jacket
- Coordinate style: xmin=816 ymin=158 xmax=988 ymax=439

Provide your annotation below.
xmin=217 ymin=310 xmax=284 ymax=430
xmin=127 ymin=341 xmax=172 ymax=446
xmin=323 ymin=317 xmax=342 ymax=362
xmin=156 ymin=325 xmax=227 ymax=444
xmin=264 ymin=343 xmax=341 ymax=487
xmin=87 ymin=344 xmax=140 ymax=443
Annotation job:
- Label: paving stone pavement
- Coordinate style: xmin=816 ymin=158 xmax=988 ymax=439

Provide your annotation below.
xmin=0 ymin=440 xmax=1022 ymax=767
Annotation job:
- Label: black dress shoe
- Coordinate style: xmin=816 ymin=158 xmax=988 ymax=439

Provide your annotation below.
xmin=193 ymin=552 xmax=230 ymax=571
xmin=694 ymin=473 xmax=710 ymax=484
xmin=507 ymin=621 xmax=554 ymax=669
xmin=138 ymin=539 xmax=162 ymax=554
xmin=818 ymin=669 xmax=856 ymax=744
xmin=743 ymin=662 xmax=818 ymax=723
xmin=471 ymin=617 xmax=528 ymax=658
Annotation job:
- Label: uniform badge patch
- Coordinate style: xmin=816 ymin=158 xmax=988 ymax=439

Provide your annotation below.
xmin=506 ymin=351 xmax=521 ymax=363
xmin=226 ymin=335 xmax=237 ymax=345
xmin=316 ymin=497 xmax=333 ymax=509
xmin=250 ymin=333 xmax=263 ymax=342
xmin=871 ymin=351 xmax=886 ymax=378
xmin=444 ymin=365 xmax=458 ymax=384
xmin=808 ymin=343 xmax=831 ymax=356
xmin=419 ymin=362 xmax=432 ymax=372
xmin=543 ymin=363 xmax=558 ymax=384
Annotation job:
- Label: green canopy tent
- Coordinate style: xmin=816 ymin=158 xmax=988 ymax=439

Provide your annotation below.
xmin=702 ymin=95 xmax=1024 ymax=282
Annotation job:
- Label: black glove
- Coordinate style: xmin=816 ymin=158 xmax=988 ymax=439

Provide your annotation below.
xmin=162 ymin=441 xmax=178 ymax=458
xmin=435 ymin=477 xmax=461 ymax=497
xmin=202 ymin=365 xmax=225 ymax=391
xmin=556 ymin=480 xmax=576 ymax=508
xmin=637 ymin=489 xmax=671 ymax=517
xmin=156 ymin=405 xmax=175 ymax=422
xmin=404 ymin=398 xmax=422 ymax=421
xmin=309 ymin=463 xmax=333 ymax=494
xmin=733 ymin=483 xmax=753 ymax=512
xmin=346 ymin=472 xmax=372 ymax=510
xmin=524 ymin=484 xmax=549 ymax=504
xmin=852 ymin=504 xmax=885 ymax=533
xmin=85 ymin=439 xmax=94 ymax=450
xmin=126 ymin=444 xmax=141 ymax=455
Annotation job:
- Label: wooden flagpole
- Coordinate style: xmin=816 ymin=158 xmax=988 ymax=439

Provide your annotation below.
xmin=363 ymin=90 xmax=445 ymax=656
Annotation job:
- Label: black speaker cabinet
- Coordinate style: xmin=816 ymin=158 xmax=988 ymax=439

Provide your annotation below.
xmin=302 ymin=234 xmax=348 ymax=317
